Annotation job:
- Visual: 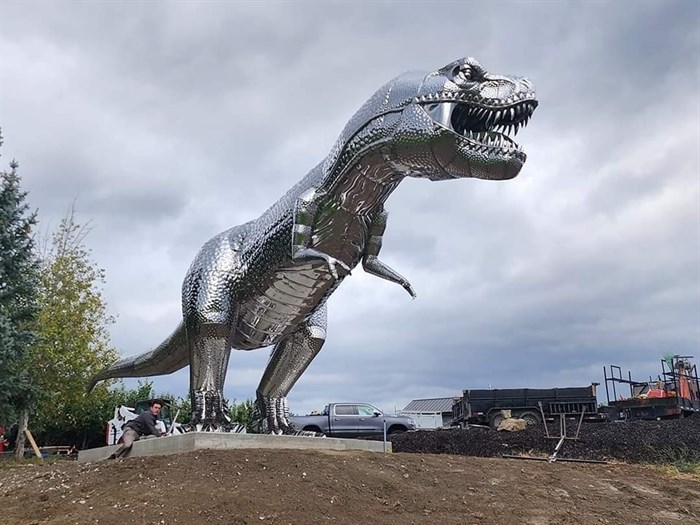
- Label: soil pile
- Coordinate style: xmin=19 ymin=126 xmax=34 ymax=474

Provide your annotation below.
xmin=2 ymin=417 xmax=699 ymax=524
xmin=2 ymin=448 xmax=699 ymax=524
xmin=390 ymin=416 xmax=700 ymax=463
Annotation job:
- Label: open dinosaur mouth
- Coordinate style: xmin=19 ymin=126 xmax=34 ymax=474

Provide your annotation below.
xmin=423 ymin=98 xmax=538 ymax=161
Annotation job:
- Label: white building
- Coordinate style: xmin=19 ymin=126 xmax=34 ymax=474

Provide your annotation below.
xmin=399 ymin=397 xmax=457 ymax=429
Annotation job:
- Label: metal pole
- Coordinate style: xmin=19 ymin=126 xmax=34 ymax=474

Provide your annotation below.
xmin=559 ymin=413 xmax=565 ymax=438
xmin=538 ymin=402 xmax=550 ymax=438
xmin=604 ymin=366 xmax=610 ymax=405
xmin=383 ymin=419 xmax=387 ymax=453
xmin=574 ymin=409 xmax=585 ymax=440
xmin=548 ymin=435 xmax=566 ymax=462
xmin=168 ymin=408 xmax=181 ymax=434
xmin=503 ymin=455 xmax=607 ymax=465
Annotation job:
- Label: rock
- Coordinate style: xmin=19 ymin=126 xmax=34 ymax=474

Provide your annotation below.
xmin=497 ymin=418 xmax=527 ymax=432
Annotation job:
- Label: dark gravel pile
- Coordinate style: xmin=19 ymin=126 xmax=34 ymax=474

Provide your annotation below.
xmin=389 ymin=415 xmax=700 ymax=464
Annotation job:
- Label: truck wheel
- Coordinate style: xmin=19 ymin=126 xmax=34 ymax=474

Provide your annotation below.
xmin=302 ymin=426 xmax=322 ymax=433
xmin=388 ymin=426 xmax=406 ymax=435
xmin=489 ymin=412 xmax=505 ymax=430
xmin=518 ymin=411 xmax=541 ymax=426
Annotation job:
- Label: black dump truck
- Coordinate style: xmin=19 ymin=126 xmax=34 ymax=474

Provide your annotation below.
xmin=452 ymin=384 xmax=604 ymax=429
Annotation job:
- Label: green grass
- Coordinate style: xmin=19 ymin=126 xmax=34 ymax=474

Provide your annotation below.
xmin=658 ymin=445 xmax=700 ymax=475
xmin=0 ymin=453 xmax=73 ymax=469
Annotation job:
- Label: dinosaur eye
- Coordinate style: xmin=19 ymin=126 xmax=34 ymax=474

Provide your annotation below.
xmin=453 ymin=65 xmax=473 ymax=82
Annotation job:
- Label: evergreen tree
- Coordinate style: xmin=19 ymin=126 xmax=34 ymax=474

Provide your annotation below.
xmin=0 ymin=132 xmax=40 ymax=426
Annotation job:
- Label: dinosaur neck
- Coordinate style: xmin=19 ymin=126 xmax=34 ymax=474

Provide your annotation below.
xmin=327 ymin=151 xmax=405 ymax=215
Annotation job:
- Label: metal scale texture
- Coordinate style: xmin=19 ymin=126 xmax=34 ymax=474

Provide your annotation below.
xmin=90 ymin=57 xmax=538 ymax=433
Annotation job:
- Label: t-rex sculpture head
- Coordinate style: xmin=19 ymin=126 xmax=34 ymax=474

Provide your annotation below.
xmin=326 ymin=57 xmax=538 ymax=182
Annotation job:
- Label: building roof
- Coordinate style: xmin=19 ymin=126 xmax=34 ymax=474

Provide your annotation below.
xmin=401 ymin=397 xmax=456 ymax=413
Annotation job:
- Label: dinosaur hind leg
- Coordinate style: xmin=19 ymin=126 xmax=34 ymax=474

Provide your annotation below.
xmin=254 ymin=303 xmax=327 ymax=434
xmin=187 ymin=322 xmax=232 ymax=428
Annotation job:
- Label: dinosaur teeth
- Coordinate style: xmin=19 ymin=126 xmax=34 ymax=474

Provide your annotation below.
xmin=463 ymin=130 xmax=521 ymax=154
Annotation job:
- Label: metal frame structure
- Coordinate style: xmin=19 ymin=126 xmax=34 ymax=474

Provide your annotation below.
xmin=604 ymin=355 xmax=700 ymax=420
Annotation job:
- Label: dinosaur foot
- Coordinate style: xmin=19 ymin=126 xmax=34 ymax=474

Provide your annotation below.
xmin=252 ymin=395 xmax=298 ymax=435
xmin=189 ymin=390 xmax=232 ymax=429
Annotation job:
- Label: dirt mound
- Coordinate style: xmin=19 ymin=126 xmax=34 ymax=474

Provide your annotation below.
xmin=1 ymin=417 xmax=699 ymax=524
xmin=1 ymin=448 xmax=699 ymax=525
xmin=390 ymin=416 xmax=700 ymax=463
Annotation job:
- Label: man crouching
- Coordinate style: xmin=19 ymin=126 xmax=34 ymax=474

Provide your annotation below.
xmin=108 ymin=399 xmax=165 ymax=459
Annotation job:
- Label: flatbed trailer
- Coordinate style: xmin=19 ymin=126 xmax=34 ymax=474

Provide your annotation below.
xmin=604 ymin=355 xmax=700 ymax=420
xmin=452 ymin=384 xmax=604 ymax=429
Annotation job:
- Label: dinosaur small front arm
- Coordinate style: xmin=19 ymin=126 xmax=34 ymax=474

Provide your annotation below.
xmin=362 ymin=209 xmax=416 ymax=298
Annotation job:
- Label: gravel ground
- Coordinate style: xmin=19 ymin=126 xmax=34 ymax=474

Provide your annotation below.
xmin=389 ymin=415 xmax=700 ymax=463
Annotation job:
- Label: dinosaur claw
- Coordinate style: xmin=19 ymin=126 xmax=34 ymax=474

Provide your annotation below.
xmin=328 ymin=257 xmax=351 ymax=280
xmin=253 ymin=395 xmax=298 ymax=435
xmin=190 ymin=390 xmax=231 ymax=427
xmin=402 ymin=281 xmax=417 ymax=298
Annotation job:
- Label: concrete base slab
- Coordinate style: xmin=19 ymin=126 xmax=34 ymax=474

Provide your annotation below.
xmin=78 ymin=432 xmax=391 ymax=463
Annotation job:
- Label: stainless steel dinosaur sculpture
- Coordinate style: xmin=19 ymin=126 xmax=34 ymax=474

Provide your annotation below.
xmin=89 ymin=57 xmax=538 ymax=433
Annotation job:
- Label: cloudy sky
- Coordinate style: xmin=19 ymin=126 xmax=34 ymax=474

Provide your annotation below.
xmin=1 ymin=1 xmax=698 ymax=416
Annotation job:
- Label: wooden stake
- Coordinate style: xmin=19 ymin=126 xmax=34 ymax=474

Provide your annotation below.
xmin=23 ymin=430 xmax=42 ymax=459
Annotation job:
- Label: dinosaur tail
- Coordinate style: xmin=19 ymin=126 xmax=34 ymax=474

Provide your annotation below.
xmin=87 ymin=321 xmax=189 ymax=392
